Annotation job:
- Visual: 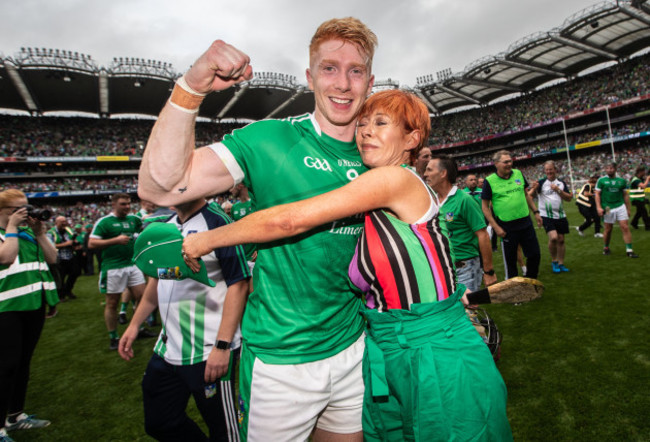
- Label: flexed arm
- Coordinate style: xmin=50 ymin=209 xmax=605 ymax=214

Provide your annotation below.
xmin=138 ymin=40 xmax=254 ymax=207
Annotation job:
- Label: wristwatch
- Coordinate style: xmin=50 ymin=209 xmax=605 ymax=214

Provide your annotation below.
xmin=215 ymin=340 xmax=231 ymax=350
xmin=483 ymin=269 xmax=495 ymax=276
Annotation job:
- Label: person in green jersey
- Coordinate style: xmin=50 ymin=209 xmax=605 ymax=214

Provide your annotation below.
xmin=89 ymin=193 xmax=149 ymax=350
xmin=463 ymin=174 xmax=483 ymax=205
xmin=425 ymin=155 xmax=497 ymax=292
xmin=595 ymin=162 xmax=638 ymax=257
xmin=629 ymin=166 xmax=649 ymax=231
xmin=138 ymin=18 xmax=377 ymax=441
xmin=0 ymin=189 xmax=58 ymax=441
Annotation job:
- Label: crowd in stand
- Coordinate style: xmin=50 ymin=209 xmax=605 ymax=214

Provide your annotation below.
xmin=0 ymin=116 xmax=244 ymax=157
xmin=430 ymin=53 xmax=650 ymax=145
xmin=12 ymin=176 xmax=138 ymax=193
xmin=453 ymin=120 xmax=648 ymax=166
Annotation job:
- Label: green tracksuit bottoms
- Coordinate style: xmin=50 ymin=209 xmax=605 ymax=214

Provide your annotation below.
xmin=361 ymin=289 xmax=512 ymax=441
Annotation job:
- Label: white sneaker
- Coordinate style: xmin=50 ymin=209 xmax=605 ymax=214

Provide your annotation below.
xmin=575 ymin=226 xmax=584 ymax=237
xmin=594 ymin=233 xmax=603 ymax=238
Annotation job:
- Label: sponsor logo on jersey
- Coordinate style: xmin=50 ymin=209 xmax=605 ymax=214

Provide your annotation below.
xmin=338 ymin=159 xmax=363 ymax=167
xmin=329 ymin=214 xmax=364 ymax=236
xmin=445 ymin=212 xmax=455 ymax=222
xmin=346 ymin=169 xmax=360 ymax=181
xmin=304 ymin=156 xmax=332 ymax=172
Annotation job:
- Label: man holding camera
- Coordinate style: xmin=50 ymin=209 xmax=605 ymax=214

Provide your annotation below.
xmin=47 ymin=216 xmax=81 ymax=302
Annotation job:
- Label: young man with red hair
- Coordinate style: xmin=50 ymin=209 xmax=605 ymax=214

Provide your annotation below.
xmin=139 ymin=18 xmax=377 ymax=441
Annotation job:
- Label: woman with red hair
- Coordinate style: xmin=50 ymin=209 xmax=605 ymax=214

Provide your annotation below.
xmin=184 ymin=90 xmax=512 ymax=441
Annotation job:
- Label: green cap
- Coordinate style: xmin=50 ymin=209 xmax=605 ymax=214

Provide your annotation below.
xmin=85 ymin=224 xmax=93 ymax=229
xmin=74 ymin=224 xmax=82 ymax=229
xmin=133 ymin=223 xmax=216 ymax=287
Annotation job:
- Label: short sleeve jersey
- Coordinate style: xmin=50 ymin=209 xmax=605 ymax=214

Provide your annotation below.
xmin=462 ymin=186 xmax=483 ymax=206
xmin=440 ymin=186 xmax=486 ymax=261
xmin=90 ymin=213 xmax=142 ymax=271
xmin=596 ymin=176 xmax=628 ymax=209
xmin=153 ymin=203 xmax=251 ymax=366
xmin=211 ymin=114 xmax=369 ymax=364
xmin=537 ymin=177 xmax=569 ymax=219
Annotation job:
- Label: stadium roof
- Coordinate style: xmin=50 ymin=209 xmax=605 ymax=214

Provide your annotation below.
xmin=414 ymin=0 xmax=650 ymax=114
xmin=0 ymin=0 xmax=648 ymax=119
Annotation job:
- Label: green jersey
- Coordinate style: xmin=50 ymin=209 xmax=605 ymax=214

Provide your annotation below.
xmin=90 ymin=213 xmax=142 ymax=271
xmin=596 ymin=176 xmax=628 ymax=209
xmin=231 ymin=199 xmax=256 ymax=261
xmin=440 ymin=187 xmax=486 ymax=261
xmin=213 ymin=114 xmax=368 ymax=364
xmin=462 ymin=186 xmax=482 ymax=206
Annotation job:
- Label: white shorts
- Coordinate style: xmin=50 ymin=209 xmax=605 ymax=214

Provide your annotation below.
xmin=244 ymin=334 xmax=365 ymax=441
xmin=603 ymin=204 xmax=629 ymax=224
xmin=99 ymin=265 xmax=146 ymax=294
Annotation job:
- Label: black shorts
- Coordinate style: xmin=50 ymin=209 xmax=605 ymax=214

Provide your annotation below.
xmin=542 ymin=217 xmax=569 ymax=234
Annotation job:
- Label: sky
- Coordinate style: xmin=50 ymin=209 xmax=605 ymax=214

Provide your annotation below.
xmin=0 ymin=0 xmax=606 ymax=88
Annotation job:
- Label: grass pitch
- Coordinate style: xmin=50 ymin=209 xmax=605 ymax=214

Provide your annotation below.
xmin=15 ymin=204 xmax=650 ymax=441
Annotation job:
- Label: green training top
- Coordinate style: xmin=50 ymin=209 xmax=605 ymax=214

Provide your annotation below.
xmin=214 ymin=114 xmax=368 ymax=364
xmin=485 ymin=169 xmax=530 ymax=222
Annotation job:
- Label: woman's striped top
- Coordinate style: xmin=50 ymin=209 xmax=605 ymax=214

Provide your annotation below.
xmin=348 ymin=171 xmax=456 ymax=312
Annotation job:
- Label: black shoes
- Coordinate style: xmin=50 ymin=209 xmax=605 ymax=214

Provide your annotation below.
xmin=118 ymin=312 xmax=128 ymax=325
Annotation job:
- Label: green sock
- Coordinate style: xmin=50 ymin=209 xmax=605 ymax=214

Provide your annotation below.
xmin=626 ymin=243 xmax=633 ymax=251
xmin=119 ymin=302 xmax=128 ymax=314
xmin=131 ymin=300 xmax=137 ymax=312
xmin=604 ymin=243 xmax=610 ymax=248
xmin=109 ymin=330 xmax=119 ymax=339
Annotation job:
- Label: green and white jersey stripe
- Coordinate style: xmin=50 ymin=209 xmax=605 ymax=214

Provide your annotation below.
xmin=537 ymin=177 xmax=569 ymax=219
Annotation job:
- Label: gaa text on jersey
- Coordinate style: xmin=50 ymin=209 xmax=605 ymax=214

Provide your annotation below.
xmin=303 ymin=156 xmax=332 ymax=172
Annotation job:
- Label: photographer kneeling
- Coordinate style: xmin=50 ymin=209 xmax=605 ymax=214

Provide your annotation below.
xmin=0 ymin=189 xmax=59 ymax=441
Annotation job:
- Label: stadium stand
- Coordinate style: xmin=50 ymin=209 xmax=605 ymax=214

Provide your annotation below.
xmin=0 ymin=0 xmax=648 ymax=227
